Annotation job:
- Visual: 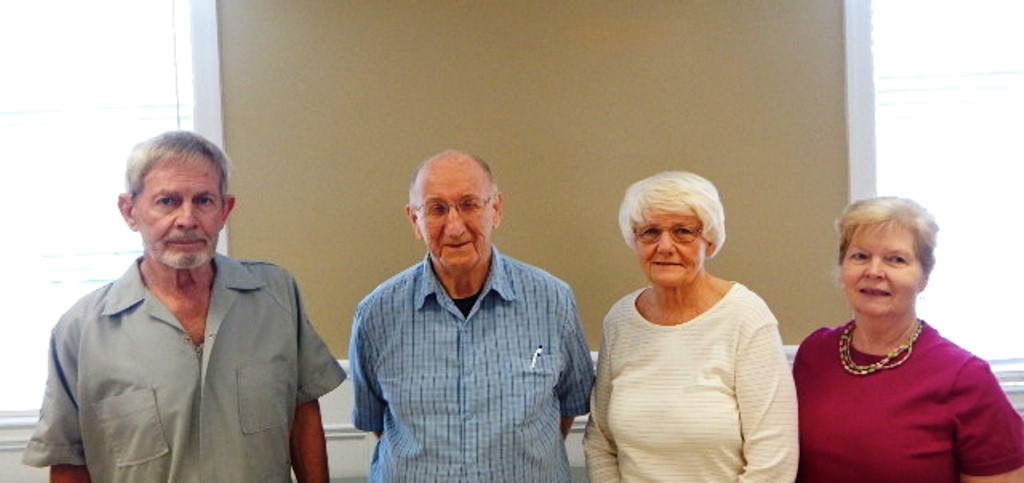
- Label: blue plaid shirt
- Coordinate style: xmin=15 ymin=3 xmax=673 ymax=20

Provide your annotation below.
xmin=349 ymin=248 xmax=594 ymax=482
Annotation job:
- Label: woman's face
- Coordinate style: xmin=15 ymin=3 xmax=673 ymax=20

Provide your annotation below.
xmin=841 ymin=224 xmax=928 ymax=322
xmin=633 ymin=211 xmax=714 ymax=289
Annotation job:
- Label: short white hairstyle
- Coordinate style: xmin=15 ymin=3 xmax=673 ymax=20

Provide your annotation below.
xmin=618 ymin=171 xmax=726 ymax=257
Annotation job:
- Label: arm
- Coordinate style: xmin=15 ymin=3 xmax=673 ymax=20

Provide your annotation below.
xmin=24 ymin=326 xmax=89 ymax=470
xmin=950 ymin=359 xmax=1024 ymax=480
xmin=559 ymin=416 xmax=575 ymax=439
xmin=51 ymin=464 xmax=91 ymax=483
xmin=961 ymin=467 xmax=1024 ymax=483
xmin=348 ymin=305 xmax=387 ymax=434
xmin=289 ymin=400 xmax=329 ymax=483
xmin=735 ymin=323 xmax=799 ymax=482
xmin=582 ymin=335 xmax=620 ymax=482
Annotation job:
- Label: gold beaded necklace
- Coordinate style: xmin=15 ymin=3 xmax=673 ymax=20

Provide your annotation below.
xmin=839 ymin=320 xmax=923 ymax=376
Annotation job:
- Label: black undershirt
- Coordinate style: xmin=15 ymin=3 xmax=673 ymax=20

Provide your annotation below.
xmin=453 ymin=292 xmax=480 ymax=317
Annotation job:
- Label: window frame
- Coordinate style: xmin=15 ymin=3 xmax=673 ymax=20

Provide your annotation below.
xmin=0 ymin=0 xmax=223 ymax=424
xmin=842 ymin=0 xmax=1024 ymax=362
xmin=844 ymin=0 xmax=877 ymax=203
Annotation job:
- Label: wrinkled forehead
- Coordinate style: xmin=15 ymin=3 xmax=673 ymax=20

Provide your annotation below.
xmin=141 ymin=155 xmax=222 ymax=187
xmin=410 ymin=157 xmax=494 ymax=202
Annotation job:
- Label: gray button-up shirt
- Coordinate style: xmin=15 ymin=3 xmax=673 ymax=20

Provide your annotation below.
xmin=23 ymin=254 xmax=345 ymax=482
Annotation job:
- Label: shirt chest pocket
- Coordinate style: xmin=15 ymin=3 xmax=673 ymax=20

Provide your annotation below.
xmin=492 ymin=353 xmax=563 ymax=425
xmin=92 ymin=388 xmax=170 ymax=467
xmin=237 ymin=361 xmax=294 ymax=434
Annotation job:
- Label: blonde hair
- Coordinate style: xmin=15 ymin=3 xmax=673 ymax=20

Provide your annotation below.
xmin=837 ymin=196 xmax=939 ymax=276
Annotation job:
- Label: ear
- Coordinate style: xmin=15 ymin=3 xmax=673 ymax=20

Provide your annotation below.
xmin=704 ymin=241 xmax=715 ymax=258
xmin=405 ymin=204 xmax=425 ymax=240
xmin=118 ymin=194 xmax=138 ymax=231
xmin=220 ymin=194 xmax=236 ymax=221
xmin=490 ymin=191 xmax=504 ymax=229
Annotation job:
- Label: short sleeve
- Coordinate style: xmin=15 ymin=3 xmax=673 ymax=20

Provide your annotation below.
xmin=348 ymin=300 xmax=386 ymax=432
xmin=950 ymin=357 xmax=1024 ymax=476
xmin=291 ymin=277 xmax=345 ymax=404
xmin=555 ymin=294 xmax=595 ymax=418
xmin=22 ymin=326 xmax=87 ymax=467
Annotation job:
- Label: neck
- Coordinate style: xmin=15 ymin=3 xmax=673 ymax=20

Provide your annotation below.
xmin=139 ymin=258 xmax=215 ymax=294
xmin=435 ymin=263 xmax=490 ymax=300
xmin=852 ymin=315 xmax=919 ymax=355
xmin=643 ymin=273 xmax=730 ymax=325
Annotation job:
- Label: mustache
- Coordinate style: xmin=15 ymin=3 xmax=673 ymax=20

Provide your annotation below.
xmin=165 ymin=233 xmax=209 ymax=242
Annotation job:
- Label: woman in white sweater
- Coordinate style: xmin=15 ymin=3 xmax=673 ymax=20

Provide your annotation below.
xmin=583 ymin=171 xmax=798 ymax=482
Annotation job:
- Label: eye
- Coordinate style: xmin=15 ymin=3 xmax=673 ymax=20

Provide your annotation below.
xmin=458 ymin=198 xmax=483 ymax=213
xmin=156 ymin=196 xmax=178 ymax=206
xmin=425 ymin=202 xmax=449 ymax=218
xmin=636 ymin=227 xmax=661 ymax=243
xmin=848 ymin=251 xmax=869 ymax=261
xmin=195 ymin=195 xmax=215 ymax=205
xmin=887 ymin=255 xmax=909 ymax=264
xmin=671 ymin=226 xmax=696 ymax=237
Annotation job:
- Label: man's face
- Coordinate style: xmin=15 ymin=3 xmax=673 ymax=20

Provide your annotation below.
xmin=406 ymin=153 xmax=502 ymax=288
xmin=118 ymin=156 xmax=235 ymax=270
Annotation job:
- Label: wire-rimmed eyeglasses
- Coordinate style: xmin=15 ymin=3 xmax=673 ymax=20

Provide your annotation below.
xmin=413 ymin=196 xmax=492 ymax=221
xmin=634 ymin=225 xmax=703 ymax=245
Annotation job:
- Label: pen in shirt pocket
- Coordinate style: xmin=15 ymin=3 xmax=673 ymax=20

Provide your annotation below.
xmin=530 ymin=344 xmax=544 ymax=369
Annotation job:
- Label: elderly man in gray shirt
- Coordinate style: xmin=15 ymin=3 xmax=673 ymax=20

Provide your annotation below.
xmin=22 ymin=131 xmax=345 ymax=482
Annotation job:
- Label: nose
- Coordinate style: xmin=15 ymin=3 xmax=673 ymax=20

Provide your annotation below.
xmin=440 ymin=206 xmax=468 ymax=235
xmin=175 ymin=202 xmax=200 ymax=229
xmin=864 ymin=258 xmax=885 ymax=279
xmin=655 ymin=231 xmax=675 ymax=251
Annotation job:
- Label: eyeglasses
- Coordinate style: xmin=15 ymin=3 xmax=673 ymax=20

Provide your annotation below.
xmin=414 ymin=196 xmax=492 ymax=221
xmin=634 ymin=225 xmax=703 ymax=245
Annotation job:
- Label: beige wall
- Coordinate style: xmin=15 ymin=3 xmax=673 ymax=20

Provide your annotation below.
xmin=217 ymin=0 xmax=850 ymax=356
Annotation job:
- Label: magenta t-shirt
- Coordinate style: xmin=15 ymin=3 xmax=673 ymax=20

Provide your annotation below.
xmin=794 ymin=322 xmax=1024 ymax=483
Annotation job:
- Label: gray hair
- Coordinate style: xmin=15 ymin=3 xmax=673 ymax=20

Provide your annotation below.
xmin=618 ymin=171 xmax=726 ymax=257
xmin=125 ymin=131 xmax=231 ymax=197
xmin=837 ymin=196 xmax=939 ymax=277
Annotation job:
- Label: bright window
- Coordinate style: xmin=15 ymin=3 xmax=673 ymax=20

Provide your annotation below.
xmin=0 ymin=0 xmax=221 ymax=411
xmin=848 ymin=0 xmax=1024 ymax=360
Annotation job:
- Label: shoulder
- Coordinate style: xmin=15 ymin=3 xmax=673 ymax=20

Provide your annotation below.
xmin=800 ymin=325 xmax=841 ymax=346
xmin=915 ymin=325 xmax=997 ymax=385
xmin=358 ymin=263 xmax=422 ymax=306
xmin=916 ymin=324 xmax=978 ymax=364
xmin=603 ymin=289 xmax=644 ymax=326
xmin=233 ymin=259 xmax=293 ymax=284
xmin=352 ymin=263 xmax=425 ymax=334
xmin=498 ymin=254 xmax=572 ymax=294
xmin=794 ymin=324 xmax=843 ymax=365
xmin=716 ymin=283 xmax=780 ymax=331
xmin=54 ymin=283 xmax=118 ymax=334
xmin=215 ymin=256 xmax=297 ymax=293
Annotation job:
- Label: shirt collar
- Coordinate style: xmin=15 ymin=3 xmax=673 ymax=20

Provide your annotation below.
xmin=101 ymin=253 xmax=265 ymax=317
xmin=413 ymin=246 xmax=517 ymax=310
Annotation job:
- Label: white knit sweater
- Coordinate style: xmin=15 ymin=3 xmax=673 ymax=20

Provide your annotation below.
xmin=583 ymin=284 xmax=798 ymax=482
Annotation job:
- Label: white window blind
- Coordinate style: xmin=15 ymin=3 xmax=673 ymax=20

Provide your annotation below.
xmin=0 ymin=0 xmax=212 ymax=411
xmin=870 ymin=0 xmax=1024 ymax=359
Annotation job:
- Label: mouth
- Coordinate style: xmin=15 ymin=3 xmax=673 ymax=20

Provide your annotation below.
xmin=165 ymin=237 xmax=207 ymax=248
xmin=652 ymin=260 xmax=683 ymax=267
xmin=859 ymin=287 xmax=891 ymax=296
xmin=445 ymin=240 xmax=472 ymax=249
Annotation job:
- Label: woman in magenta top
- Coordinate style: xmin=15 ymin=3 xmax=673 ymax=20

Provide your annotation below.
xmin=794 ymin=197 xmax=1024 ymax=483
